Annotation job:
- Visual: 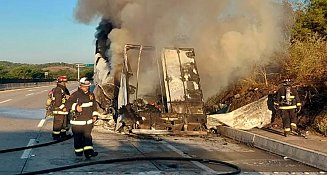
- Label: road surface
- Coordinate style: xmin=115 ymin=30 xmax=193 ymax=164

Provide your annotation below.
xmin=0 ymin=83 xmax=322 ymax=174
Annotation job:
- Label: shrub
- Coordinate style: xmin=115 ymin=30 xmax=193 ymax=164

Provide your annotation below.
xmin=287 ymin=33 xmax=327 ymax=82
xmin=316 ymin=116 xmax=327 ymax=136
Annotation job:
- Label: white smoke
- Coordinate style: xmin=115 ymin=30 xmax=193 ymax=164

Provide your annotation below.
xmin=75 ymin=0 xmax=291 ymax=99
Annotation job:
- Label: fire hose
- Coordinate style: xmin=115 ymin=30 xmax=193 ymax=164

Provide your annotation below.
xmin=0 ymin=135 xmax=72 ymax=154
xmin=0 ymin=116 xmax=73 ymax=154
xmin=0 ymin=129 xmax=241 ymax=175
xmin=19 ymin=157 xmax=241 ymax=175
xmin=0 ymin=116 xmax=241 ymax=174
xmin=1 ymin=132 xmax=242 ymax=175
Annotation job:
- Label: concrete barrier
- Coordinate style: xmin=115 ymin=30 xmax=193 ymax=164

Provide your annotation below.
xmin=218 ymin=125 xmax=327 ymax=171
xmin=0 ymin=82 xmax=55 ymax=91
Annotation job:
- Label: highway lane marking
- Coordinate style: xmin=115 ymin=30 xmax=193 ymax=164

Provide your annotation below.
xmin=37 ymin=89 xmax=48 ymax=94
xmin=37 ymin=119 xmax=46 ymax=128
xmin=21 ymin=139 xmax=36 ymax=159
xmin=21 ymin=119 xmax=47 ymax=159
xmin=25 ymin=93 xmax=34 ymax=96
xmin=34 ymin=89 xmax=49 ymax=95
xmin=0 ymin=99 xmax=12 ymax=104
xmin=161 ymin=140 xmax=218 ymax=174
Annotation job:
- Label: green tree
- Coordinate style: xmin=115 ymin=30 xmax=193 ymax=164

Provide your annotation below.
xmin=0 ymin=64 xmax=9 ymax=78
xmin=80 ymin=67 xmax=94 ymax=80
xmin=31 ymin=67 xmax=45 ymax=79
xmin=6 ymin=65 xmax=44 ymax=79
xmin=293 ymin=0 xmax=327 ymax=40
xmin=8 ymin=65 xmax=29 ymax=79
xmin=49 ymin=69 xmax=76 ymax=81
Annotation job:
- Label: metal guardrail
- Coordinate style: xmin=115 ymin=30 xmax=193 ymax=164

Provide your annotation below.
xmin=0 ymin=81 xmax=55 ymax=91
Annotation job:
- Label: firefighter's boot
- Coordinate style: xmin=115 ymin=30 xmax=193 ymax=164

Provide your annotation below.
xmin=284 ymin=128 xmax=291 ymax=137
xmin=84 ymin=150 xmax=98 ymax=159
xmin=291 ymin=123 xmax=298 ymax=135
xmin=52 ymin=133 xmax=60 ymax=140
xmin=60 ymin=132 xmax=71 ymax=139
xmin=75 ymin=152 xmax=83 ymax=157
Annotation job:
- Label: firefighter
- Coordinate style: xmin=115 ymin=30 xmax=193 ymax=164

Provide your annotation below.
xmin=274 ymin=79 xmax=302 ymax=137
xmin=64 ymin=77 xmax=99 ymax=158
xmin=52 ymin=76 xmax=70 ymax=140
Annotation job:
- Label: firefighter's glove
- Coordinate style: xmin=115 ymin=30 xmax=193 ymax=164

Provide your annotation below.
xmin=76 ymin=105 xmax=83 ymax=112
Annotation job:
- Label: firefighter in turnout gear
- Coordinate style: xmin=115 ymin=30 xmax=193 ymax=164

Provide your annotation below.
xmin=52 ymin=76 xmax=70 ymax=140
xmin=64 ymin=77 xmax=99 ymax=158
xmin=275 ymin=79 xmax=302 ymax=137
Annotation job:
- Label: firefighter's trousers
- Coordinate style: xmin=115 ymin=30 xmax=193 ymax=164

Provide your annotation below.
xmin=53 ymin=114 xmax=68 ymax=139
xmin=72 ymin=123 xmax=95 ymax=156
xmin=281 ymin=109 xmax=297 ymax=132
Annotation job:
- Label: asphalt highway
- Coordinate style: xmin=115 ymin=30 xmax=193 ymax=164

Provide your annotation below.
xmin=0 ymin=83 xmax=322 ymax=174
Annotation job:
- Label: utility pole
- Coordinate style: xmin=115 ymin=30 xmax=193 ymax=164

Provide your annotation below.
xmin=76 ymin=64 xmax=85 ymax=80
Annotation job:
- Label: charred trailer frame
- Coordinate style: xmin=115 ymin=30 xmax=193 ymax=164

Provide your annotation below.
xmin=118 ymin=44 xmax=207 ymax=134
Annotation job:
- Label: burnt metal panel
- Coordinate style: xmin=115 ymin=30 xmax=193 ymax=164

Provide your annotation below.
xmin=117 ymin=45 xmax=207 ymax=133
xmin=161 ymin=48 xmax=204 ymax=115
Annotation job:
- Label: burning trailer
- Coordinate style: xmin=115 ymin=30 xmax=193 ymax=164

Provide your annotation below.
xmin=93 ymin=44 xmax=207 ymax=134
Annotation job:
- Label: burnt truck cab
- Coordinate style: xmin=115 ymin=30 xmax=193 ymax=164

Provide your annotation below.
xmin=95 ymin=44 xmax=207 ymax=134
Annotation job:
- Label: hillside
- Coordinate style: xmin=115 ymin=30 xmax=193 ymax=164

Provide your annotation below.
xmin=0 ymin=62 xmax=93 ymax=80
xmin=42 ymin=66 xmax=76 ymax=72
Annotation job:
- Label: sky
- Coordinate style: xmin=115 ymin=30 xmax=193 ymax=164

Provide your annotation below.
xmin=0 ymin=0 xmax=98 ymax=64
